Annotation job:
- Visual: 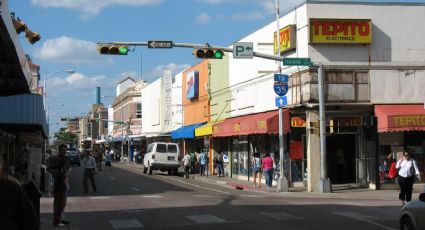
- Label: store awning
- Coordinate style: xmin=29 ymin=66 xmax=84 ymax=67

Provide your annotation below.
xmin=195 ymin=120 xmax=223 ymax=137
xmin=375 ymin=105 xmax=425 ymax=132
xmin=171 ymin=123 xmax=205 ymax=139
xmin=213 ymin=110 xmax=290 ymax=137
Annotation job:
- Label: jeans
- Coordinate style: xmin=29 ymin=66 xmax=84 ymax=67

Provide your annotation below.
xmin=264 ymin=169 xmax=273 ymax=188
xmin=53 ymin=191 xmax=66 ymax=225
xmin=200 ymin=164 xmax=206 ymax=176
xmin=83 ymin=168 xmax=96 ymax=193
xmin=217 ymin=163 xmax=224 ymax=176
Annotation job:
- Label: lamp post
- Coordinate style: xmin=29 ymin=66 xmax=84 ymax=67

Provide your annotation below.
xmin=43 ymin=70 xmax=75 ymax=110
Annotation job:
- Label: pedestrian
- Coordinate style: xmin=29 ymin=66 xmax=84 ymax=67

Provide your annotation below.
xmin=0 ymin=158 xmax=39 ymax=230
xmin=396 ymin=151 xmax=421 ymax=206
xmin=96 ymin=151 xmax=103 ymax=171
xmin=82 ymin=150 xmax=97 ymax=193
xmin=215 ymin=152 xmax=224 ymax=177
xmin=47 ymin=144 xmax=70 ymax=227
xmin=252 ymin=152 xmax=262 ymax=188
xmin=262 ymin=152 xmax=274 ymax=190
xmin=104 ymin=151 xmax=112 ymax=172
xmin=182 ymin=152 xmax=191 ymax=179
xmin=199 ymin=151 xmax=208 ymax=176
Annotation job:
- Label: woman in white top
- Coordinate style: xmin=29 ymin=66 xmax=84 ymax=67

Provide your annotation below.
xmin=396 ymin=151 xmax=420 ymax=205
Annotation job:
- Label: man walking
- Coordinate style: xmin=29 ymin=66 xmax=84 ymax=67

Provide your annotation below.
xmin=199 ymin=151 xmax=208 ymax=176
xmin=47 ymin=144 xmax=70 ymax=227
xmin=82 ymin=150 xmax=97 ymax=193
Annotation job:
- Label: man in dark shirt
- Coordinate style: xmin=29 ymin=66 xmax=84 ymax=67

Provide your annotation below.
xmin=0 ymin=158 xmax=38 ymax=230
xmin=47 ymin=144 xmax=70 ymax=227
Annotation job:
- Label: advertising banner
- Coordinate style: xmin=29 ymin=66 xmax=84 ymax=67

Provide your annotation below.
xmin=310 ymin=19 xmax=372 ymax=44
xmin=186 ymin=70 xmax=199 ymax=100
xmin=273 ymin=24 xmax=296 ymax=55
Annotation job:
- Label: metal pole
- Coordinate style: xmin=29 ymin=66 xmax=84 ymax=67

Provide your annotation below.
xmin=317 ymin=63 xmax=331 ymax=193
xmin=121 ymin=98 xmax=124 ymax=162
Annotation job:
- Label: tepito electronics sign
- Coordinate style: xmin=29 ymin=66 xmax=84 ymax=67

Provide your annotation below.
xmin=310 ymin=19 xmax=372 ymax=44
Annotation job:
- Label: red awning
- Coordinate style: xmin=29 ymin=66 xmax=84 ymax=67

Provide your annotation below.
xmin=375 ymin=105 xmax=425 ymax=132
xmin=213 ymin=110 xmax=290 ymax=137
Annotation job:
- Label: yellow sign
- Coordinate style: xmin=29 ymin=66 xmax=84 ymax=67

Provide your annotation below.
xmin=257 ymin=120 xmax=267 ymax=130
xmin=389 ymin=115 xmax=425 ymax=128
xmin=310 ymin=19 xmax=372 ymax=44
xmin=234 ymin=123 xmax=241 ymax=132
xmin=273 ymin=25 xmax=296 ymax=55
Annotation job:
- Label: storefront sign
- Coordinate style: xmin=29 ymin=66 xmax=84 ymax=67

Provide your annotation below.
xmin=273 ymin=24 xmax=296 ymax=55
xmin=388 ymin=115 xmax=425 ymax=128
xmin=257 ymin=120 xmax=267 ymax=130
xmin=186 ymin=70 xmax=199 ymax=100
xmin=291 ymin=117 xmax=306 ymax=127
xmin=330 ymin=117 xmax=362 ymax=127
xmin=310 ymin=19 xmax=372 ymax=44
xmin=19 ymin=132 xmax=43 ymax=142
xmin=234 ymin=123 xmax=241 ymax=132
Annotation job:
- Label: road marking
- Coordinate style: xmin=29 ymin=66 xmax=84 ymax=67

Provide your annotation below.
xmin=130 ymin=187 xmax=140 ymax=192
xmin=89 ymin=196 xmax=110 ymax=199
xmin=166 ymin=177 xmax=230 ymax=195
xmin=241 ymin=195 xmax=266 ymax=198
xmin=110 ymin=219 xmax=143 ymax=229
xmin=259 ymin=212 xmax=304 ymax=220
xmin=333 ymin=212 xmax=396 ymax=230
xmin=192 ymin=195 xmax=213 ymax=198
xmin=186 ymin=214 xmax=225 ymax=224
xmin=140 ymin=195 xmax=162 ymax=198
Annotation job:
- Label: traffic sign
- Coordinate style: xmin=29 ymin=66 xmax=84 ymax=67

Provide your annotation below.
xmin=233 ymin=42 xmax=253 ymax=59
xmin=148 ymin=40 xmax=173 ymax=48
xmin=283 ymin=58 xmax=311 ymax=66
xmin=275 ymin=96 xmax=287 ymax=107
xmin=274 ymin=73 xmax=288 ymax=83
xmin=273 ymin=82 xmax=288 ymax=96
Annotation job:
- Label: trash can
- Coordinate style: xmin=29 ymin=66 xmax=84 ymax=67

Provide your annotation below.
xmin=23 ymin=180 xmax=41 ymax=220
xmin=136 ymin=153 xmax=143 ymax=164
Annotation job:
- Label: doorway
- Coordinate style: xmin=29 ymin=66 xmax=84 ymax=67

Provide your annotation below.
xmin=327 ymin=134 xmax=357 ymax=184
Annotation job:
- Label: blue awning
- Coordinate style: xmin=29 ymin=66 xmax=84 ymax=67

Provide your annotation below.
xmin=0 ymin=94 xmax=47 ymax=136
xmin=171 ymin=123 xmax=205 ymax=139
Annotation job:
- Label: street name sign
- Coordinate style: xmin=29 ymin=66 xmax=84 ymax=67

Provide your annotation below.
xmin=233 ymin=42 xmax=254 ymax=59
xmin=275 ymin=96 xmax=287 ymax=107
xmin=273 ymin=82 xmax=288 ymax=96
xmin=283 ymin=58 xmax=311 ymax=66
xmin=274 ymin=73 xmax=288 ymax=83
xmin=148 ymin=40 xmax=173 ymax=49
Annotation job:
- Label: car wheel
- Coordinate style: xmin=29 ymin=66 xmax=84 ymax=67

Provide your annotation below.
xmin=148 ymin=163 xmax=153 ymax=175
xmin=167 ymin=170 xmax=172 ymax=175
xmin=401 ymin=216 xmax=414 ymax=230
xmin=143 ymin=165 xmax=147 ymax=174
xmin=172 ymin=168 xmax=178 ymax=176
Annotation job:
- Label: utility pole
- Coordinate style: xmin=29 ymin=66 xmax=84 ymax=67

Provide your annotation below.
xmin=275 ymin=0 xmax=289 ymax=193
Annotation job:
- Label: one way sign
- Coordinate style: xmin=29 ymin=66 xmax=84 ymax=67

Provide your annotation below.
xmin=233 ymin=42 xmax=253 ymax=59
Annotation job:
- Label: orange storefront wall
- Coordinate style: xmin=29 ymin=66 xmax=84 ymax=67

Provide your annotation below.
xmin=182 ymin=61 xmax=209 ymax=126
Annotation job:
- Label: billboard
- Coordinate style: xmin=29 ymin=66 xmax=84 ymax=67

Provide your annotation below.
xmin=273 ymin=24 xmax=296 ymax=55
xmin=310 ymin=19 xmax=372 ymax=44
xmin=186 ymin=70 xmax=199 ymax=100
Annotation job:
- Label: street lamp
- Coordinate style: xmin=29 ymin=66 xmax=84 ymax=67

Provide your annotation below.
xmin=43 ymin=69 xmax=75 ymax=110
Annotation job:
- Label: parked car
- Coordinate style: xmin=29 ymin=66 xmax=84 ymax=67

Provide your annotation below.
xmin=399 ymin=192 xmax=425 ymax=230
xmin=66 ymin=150 xmax=81 ymax=166
xmin=143 ymin=142 xmax=180 ymax=175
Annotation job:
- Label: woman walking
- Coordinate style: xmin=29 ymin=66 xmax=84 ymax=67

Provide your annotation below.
xmin=396 ymin=151 xmax=421 ymax=206
xmin=252 ymin=152 xmax=262 ymax=188
xmin=262 ymin=152 xmax=274 ymax=190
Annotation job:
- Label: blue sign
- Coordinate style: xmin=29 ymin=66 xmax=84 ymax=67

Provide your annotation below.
xmin=273 ymin=82 xmax=288 ymax=96
xmin=274 ymin=74 xmax=288 ymax=83
xmin=275 ymin=96 xmax=287 ymax=107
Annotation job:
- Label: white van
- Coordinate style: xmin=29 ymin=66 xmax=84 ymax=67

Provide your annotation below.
xmin=143 ymin=142 xmax=180 ymax=175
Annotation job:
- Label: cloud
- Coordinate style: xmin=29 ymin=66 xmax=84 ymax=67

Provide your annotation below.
xmin=31 ymin=0 xmax=163 ymax=19
xmin=33 ymin=36 xmax=112 ymax=66
xmin=146 ymin=63 xmax=190 ymax=82
xmin=50 ymin=72 xmax=109 ymax=89
xmin=195 ymin=12 xmax=211 ymax=24
xmin=232 ymin=11 xmax=264 ymax=21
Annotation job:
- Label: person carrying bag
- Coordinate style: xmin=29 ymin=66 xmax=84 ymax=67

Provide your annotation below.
xmin=396 ymin=151 xmax=421 ymax=206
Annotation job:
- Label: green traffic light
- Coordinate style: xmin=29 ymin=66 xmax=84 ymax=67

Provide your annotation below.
xmin=214 ymin=50 xmax=223 ymax=59
xmin=119 ymin=46 xmax=128 ymax=55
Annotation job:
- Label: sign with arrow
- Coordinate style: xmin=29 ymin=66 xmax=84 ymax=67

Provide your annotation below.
xmin=148 ymin=40 xmax=173 ymax=49
xmin=233 ymin=42 xmax=253 ymax=59
xmin=275 ymin=96 xmax=287 ymax=107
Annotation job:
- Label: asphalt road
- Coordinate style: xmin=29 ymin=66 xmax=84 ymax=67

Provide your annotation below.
xmin=40 ymin=162 xmax=401 ymax=230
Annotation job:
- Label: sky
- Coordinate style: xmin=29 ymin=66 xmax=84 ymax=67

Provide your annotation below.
xmin=7 ymin=0 xmax=425 ymax=138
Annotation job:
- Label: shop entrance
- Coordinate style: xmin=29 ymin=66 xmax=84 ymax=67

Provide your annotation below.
xmin=327 ymin=134 xmax=357 ymax=184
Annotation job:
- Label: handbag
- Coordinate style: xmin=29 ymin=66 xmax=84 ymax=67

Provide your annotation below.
xmin=387 ymin=162 xmax=398 ymax=179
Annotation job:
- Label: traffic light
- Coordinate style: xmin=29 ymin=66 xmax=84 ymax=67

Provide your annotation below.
xmin=193 ymin=48 xmax=224 ymax=59
xmin=97 ymin=44 xmax=129 ymax=55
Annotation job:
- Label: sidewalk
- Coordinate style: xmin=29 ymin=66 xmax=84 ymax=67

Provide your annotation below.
xmin=116 ymin=162 xmax=425 ymax=201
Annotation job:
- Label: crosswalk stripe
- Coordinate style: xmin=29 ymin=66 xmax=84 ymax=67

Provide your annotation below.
xmin=192 ymin=194 xmax=213 ymax=198
xmin=89 ymin=196 xmax=110 ymax=199
xmin=259 ymin=212 xmax=304 ymax=220
xmin=110 ymin=219 xmax=143 ymax=229
xmin=241 ymin=195 xmax=266 ymax=198
xmin=332 ymin=212 xmax=396 ymax=230
xmin=186 ymin=214 xmax=225 ymax=224
xmin=140 ymin=195 xmax=162 ymax=198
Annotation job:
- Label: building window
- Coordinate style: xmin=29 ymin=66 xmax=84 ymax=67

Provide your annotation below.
xmin=136 ymin=103 xmax=142 ymax=118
